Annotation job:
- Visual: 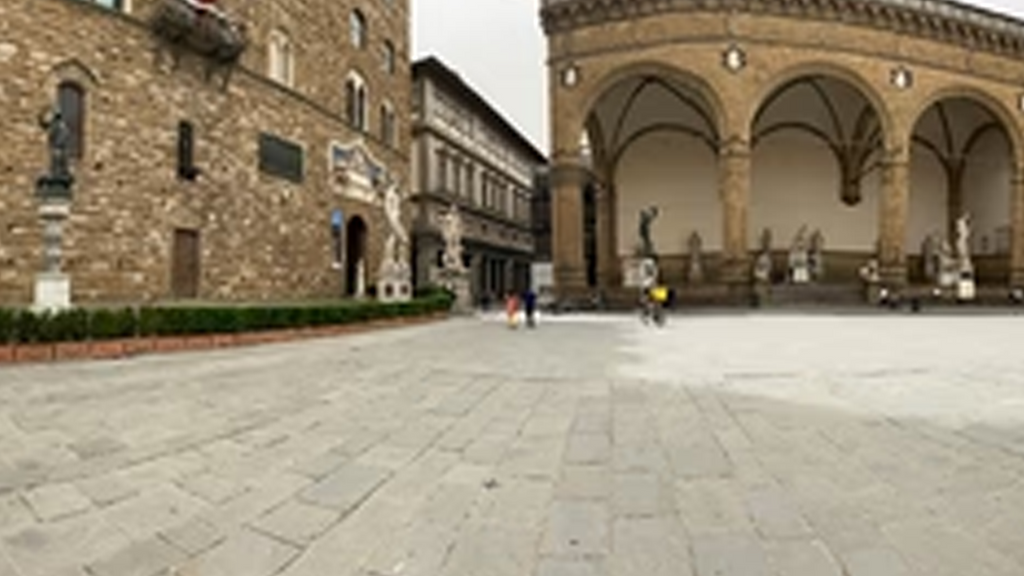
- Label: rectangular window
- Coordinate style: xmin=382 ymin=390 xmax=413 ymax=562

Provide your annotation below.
xmin=258 ymin=133 xmax=304 ymax=183
xmin=331 ymin=209 xmax=344 ymax=267
xmin=436 ymin=151 xmax=447 ymax=192
xmin=177 ymin=121 xmax=197 ymax=181
xmin=57 ymin=82 xmax=85 ymax=159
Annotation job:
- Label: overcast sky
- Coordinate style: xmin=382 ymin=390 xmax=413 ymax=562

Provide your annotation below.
xmin=412 ymin=0 xmax=1024 ymax=155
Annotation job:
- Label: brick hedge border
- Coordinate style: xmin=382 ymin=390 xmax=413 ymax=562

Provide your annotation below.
xmin=0 ymin=312 xmax=449 ymax=366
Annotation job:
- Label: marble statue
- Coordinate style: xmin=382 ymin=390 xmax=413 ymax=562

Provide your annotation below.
xmin=376 ymin=180 xmax=411 ymax=302
xmin=788 ymin=226 xmax=810 ymax=284
xmin=753 ymin=251 xmax=773 ymax=284
xmin=440 ymin=204 xmax=465 ymax=272
xmin=687 ymin=231 xmax=703 ymax=284
xmin=955 ymin=212 xmax=974 ymax=277
xmin=921 ymin=233 xmax=939 ymax=282
xmin=937 ymin=239 xmax=957 ymax=288
xmin=859 ymin=257 xmax=880 ymax=284
xmin=752 ymin=228 xmax=773 ymax=284
xmin=638 ymin=206 xmax=659 ymax=258
xmin=809 ymin=229 xmax=825 ymax=281
xmin=38 ymin=106 xmax=71 ymax=180
xmin=381 ymin=181 xmax=408 ymax=267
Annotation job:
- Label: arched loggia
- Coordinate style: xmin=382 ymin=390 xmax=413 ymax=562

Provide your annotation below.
xmin=750 ymin=73 xmax=886 ymax=283
xmin=582 ymin=70 xmax=722 ymax=287
xmin=908 ymin=96 xmax=1016 ymax=286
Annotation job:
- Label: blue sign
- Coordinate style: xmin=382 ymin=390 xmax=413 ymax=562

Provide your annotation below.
xmin=331 ymin=209 xmax=344 ymax=228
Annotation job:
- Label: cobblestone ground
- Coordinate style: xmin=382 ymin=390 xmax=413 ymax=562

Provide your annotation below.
xmin=2 ymin=312 xmax=1024 ymax=576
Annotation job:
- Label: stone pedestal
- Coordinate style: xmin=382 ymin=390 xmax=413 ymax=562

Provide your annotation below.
xmin=377 ymin=261 xmax=411 ymax=303
xmin=437 ymin=269 xmax=472 ymax=314
xmin=34 ymin=272 xmax=71 ymax=312
xmin=34 ymin=198 xmax=72 ymax=312
xmin=957 ymin=276 xmax=976 ymax=302
xmin=622 ymin=257 xmax=658 ymax=288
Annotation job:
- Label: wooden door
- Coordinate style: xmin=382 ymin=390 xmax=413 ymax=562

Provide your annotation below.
xmin=172 ymin=229 xmax=200 ymax=299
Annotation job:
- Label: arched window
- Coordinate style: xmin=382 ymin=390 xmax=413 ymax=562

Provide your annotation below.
xmin=57 ymin=81 xmax=85 ymax=159
xmin=345 ymin=73 xmax=367 ymax=131
xmin=379 ymin=101 xmax=396 ymax=147
xmin=382 ymin=40 xmax=395 ymax=74
xmin=350 ymin=10 xmax=367 ymax=49
xmin=268 ymin=29 xmax=293 ymax=87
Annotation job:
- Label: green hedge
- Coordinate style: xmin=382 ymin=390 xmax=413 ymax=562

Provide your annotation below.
xmin=0 ymin=293 xmax=453 ymax=345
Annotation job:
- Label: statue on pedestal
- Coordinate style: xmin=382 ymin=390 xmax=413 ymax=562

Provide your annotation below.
xmin=377 ymin=180 xmax=411 ymax=302
xmin=809 ymin=229 xmax=825 ymax=281
xmin=439 ymin=204 xmax=465 ymax=273
xmin=34 ymin=102 xmax=76 ymax=311
xmin=752 ymin=228 xmax=773 ymax=284
xmin=788 ymin=226 xmax=810 ymax=284
xmin=638 ymin=206 xmax=659 ymax=259
xmin=955 ymin=212 xmax=974 ymax=278
xmin=921 ymin=233 xmax=938 ymax=282
xmin=937 ymin=239 xmax=957 ymax=288
xmin=687 ymin=231 xmax=703 ymax=284
xmin=438 ymin=203 xmax=471 ymax=312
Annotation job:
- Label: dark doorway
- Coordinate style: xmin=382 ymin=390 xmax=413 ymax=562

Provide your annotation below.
xmin=171 ymin=228 xmax=200 ymax=299
xmin=345 ymin=216 xmax=368 ymax=296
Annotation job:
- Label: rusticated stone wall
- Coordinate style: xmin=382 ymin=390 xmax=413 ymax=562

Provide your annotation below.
xmin=0 ymin=0 xmax=410 ymax=304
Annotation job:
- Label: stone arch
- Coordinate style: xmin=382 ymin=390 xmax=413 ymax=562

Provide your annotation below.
xmin=577 ymin=60 xmax=727 ymax=149
xmin=577 ymin=60 xmax=724 ymax=263
xmin=747 ymin=61 xmax=895 ymax=274
xmin=49 ymin=59 xmax=99 ymax=90
xmin=906 ymin=86 xmax=1021 ymax=285
xmin=907 ymin=86 xmax=1022 ymax=162
xmin=748 ymin=61 xmax=894 ymax=148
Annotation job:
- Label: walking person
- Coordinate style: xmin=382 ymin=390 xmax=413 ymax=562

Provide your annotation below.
xmin=522 ymin=288 xmax=538 ymax=328
xmin=505 ymin=292 xmax=520 ymax=329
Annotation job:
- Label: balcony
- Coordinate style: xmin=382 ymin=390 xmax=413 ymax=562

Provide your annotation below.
xmin=150 ymin=0 xmax=246 ymax=66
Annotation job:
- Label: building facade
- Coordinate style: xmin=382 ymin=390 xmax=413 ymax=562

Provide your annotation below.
xmin=411 ymin=57 xmax=545 ymax=304
xmin=543 ymin=0 xmax=1024 ymax=304
xmin=0 ymin=0 xmax=410 ymax=305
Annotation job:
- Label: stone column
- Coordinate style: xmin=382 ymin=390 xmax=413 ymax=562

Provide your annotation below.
xmin=719 ymin=138 xmax=751 ymax=285
xmin=1010 ymin=164 xmax=1024 ymax=287
xmin=594 ymin=182 xmax=618 ymax=289
xmin=879 ymin=147 xmax=910 ymax=286
xmin=551 ymin=160 xmax=588 ymax=296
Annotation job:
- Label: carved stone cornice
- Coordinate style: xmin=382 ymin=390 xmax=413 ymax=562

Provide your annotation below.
xmin=541 ymin=0 xmax=1024 ymax=59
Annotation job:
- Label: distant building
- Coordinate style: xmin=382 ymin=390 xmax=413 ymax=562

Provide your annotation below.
xmin=410 ymin=57 xmax=546 ymax=303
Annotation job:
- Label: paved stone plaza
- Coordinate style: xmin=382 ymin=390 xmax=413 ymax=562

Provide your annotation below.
xmin=2 ymin=312 xmax=1024 ymax=576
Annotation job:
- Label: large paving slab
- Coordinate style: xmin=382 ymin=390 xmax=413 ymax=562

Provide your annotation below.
xmin=1 ymin=312 xmax=1024 ymax=575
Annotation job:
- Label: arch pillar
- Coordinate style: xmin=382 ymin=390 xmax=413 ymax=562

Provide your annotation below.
xmin=551 ymin=159 xmax=589 ymax=296
xmin=879 ymin=146 xmax=910 ymax=286
xmin=1010 ymin=163 xmax=1024 ymax=287
xmin=719 ymin=137 xmax=751 ymax=285
xmin=594 ymin=176 xmax=619 ymax=290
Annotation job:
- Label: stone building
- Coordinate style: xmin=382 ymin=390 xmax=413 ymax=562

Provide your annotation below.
xmin=410 ymin=57 xmax=545 ymax=304
xmin=0 ymin=0 xmax=410 ymax=305
xmin=542 ymin=0 xmax=1024 ymax=304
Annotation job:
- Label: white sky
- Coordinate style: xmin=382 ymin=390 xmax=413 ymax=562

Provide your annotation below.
xmin=412 ymin=0 xmax=1024 ymax=155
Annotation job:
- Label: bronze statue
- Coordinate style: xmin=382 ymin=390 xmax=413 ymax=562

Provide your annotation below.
xmin=638 ymin=206 xmax=659 ymax=258
xmin=38 ymin=106 xmax=71 ymax=180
